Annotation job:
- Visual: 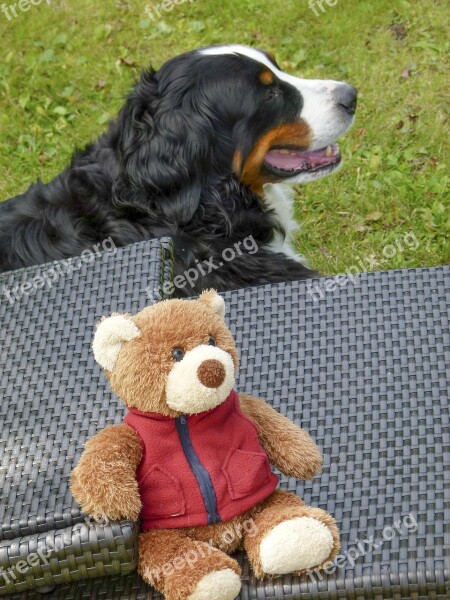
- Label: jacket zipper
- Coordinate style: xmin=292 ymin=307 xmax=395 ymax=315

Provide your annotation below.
xmin=176 ymin=415 xmax=221 ymax=525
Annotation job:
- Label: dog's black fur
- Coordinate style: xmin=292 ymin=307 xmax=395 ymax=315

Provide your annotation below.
xmin=0 ymin=48 xmax=337 ymax=293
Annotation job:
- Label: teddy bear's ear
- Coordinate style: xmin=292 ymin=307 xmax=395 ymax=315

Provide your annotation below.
xmin=92 ymin=314 xmax=141 ymax=372
xmin=198 ymin=289 xmax=226 ymax=320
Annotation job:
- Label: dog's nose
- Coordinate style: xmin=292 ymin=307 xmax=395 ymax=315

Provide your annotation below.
xmin=197 ymin=359 xmax=226 ymax=388
xmin=334 ymin=84 xmax=357 ymax=115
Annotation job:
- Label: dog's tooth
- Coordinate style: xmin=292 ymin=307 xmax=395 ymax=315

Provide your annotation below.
xmin=325 ymin=146 xmax=332 ymax=157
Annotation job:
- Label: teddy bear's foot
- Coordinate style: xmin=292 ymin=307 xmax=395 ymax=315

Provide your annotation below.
xmin=187 ymin=568 xmax=241 ymax=600
xmin=243 ymin=489 xmax=340 ymax=578
xmin=259 ymin=516 xmax=333 ymax=574
xmin=138 ymin=530 xmax=241 ymax=600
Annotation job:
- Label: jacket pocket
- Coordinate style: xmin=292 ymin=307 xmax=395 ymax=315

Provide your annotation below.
xmin=139 ymin=465 xmax=186 ymax=519
xmin=222 ymin=448 xmax=271 ymax=500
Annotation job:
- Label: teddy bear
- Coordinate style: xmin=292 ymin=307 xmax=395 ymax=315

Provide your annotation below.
xmin=71 ymin=290 xmax=339 ymax=600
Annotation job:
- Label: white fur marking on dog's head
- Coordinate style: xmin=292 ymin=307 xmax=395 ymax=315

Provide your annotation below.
xmin=200 ymin=45 xmax=355 ymax=151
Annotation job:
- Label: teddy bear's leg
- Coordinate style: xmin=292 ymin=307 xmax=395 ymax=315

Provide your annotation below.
xmin=243 ymin=489 xmax=340 ymax=578
xmin=138 ymin=529 xmax=242 ymax=600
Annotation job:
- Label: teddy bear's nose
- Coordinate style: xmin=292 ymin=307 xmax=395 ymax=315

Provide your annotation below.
xmin=197 ymin=359 xmax=226 ymax=388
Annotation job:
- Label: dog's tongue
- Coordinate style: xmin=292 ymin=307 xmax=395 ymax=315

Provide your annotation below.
xmin=264 ymin=145 xmax=339 ymax=171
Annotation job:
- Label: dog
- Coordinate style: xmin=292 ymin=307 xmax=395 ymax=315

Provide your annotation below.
xmin=0 ymin=45 xmax=357 ymax=294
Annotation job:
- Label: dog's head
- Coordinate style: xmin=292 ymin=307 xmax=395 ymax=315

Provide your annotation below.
xmin=119 ymin=44 xmax=356 ymax=195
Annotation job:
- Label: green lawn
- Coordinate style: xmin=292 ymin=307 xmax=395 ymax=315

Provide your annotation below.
xmin=0 ymin=0 xmax=448 ymax=274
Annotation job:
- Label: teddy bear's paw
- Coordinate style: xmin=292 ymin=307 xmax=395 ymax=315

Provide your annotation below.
xmin=77 ymin=492 xmax=141 ymax=523
xmin=259 ymin=517 xmax=334 ymax=574
xmin=187 ymin=568 xmax=241 ymax=600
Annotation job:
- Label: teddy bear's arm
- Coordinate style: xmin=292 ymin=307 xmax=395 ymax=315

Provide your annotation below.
xmin=70 ymin=423 xmax=143 ymax=521
xmin=239 ymin=394 xmax=322 ymax=479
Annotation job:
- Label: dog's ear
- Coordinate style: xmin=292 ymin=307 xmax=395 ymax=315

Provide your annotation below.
xmin=118 ymin=68 xmax=215 ymax=204
xmin=117 ymin=68 xmax=160 ymax=190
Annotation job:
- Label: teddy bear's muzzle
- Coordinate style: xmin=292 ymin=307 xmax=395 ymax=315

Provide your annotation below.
xmin=165 ymin=344 xmax=236 ymax=414
xmin=197 ymin=359 xmax=226 ymax=388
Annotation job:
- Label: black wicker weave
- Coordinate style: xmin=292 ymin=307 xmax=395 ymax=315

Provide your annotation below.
xmin=1 ymin=238 xmax=449 ymax=599
xmin=0 ymin=238 xmax=173 ymax=596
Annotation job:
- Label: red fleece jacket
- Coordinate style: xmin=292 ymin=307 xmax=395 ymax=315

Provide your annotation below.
xmin=124 ymin=390 xmax=279 ymax=529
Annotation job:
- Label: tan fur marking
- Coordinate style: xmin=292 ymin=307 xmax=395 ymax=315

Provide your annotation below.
xmin=241 ymin=121 xmax=312 ymax=194
xmin=259 ymin=70 xmax=274 ymax=85
xmin=239 ymin=394 xmax=322 ymax=479
xmin=232 ymin=149 xmax=243 ymax=175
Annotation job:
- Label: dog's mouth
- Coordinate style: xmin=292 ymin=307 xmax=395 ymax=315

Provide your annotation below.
xmin=263 ymin=144 xmax=341 ymax=178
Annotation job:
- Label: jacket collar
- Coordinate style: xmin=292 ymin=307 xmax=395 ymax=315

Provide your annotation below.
xmin=126 ymin=389 xmax=237 ymax=422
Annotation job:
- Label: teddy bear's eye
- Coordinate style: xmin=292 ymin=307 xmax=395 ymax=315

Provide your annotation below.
xmin=208 ymin=336 xmax=216 ymax=346
xmin=171 ymin=348 xmax=185 ymax=362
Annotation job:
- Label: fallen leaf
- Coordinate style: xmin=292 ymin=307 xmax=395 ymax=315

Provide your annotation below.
xmin=395 ymin=120 xmax=404 ymax=130
xmin=430 ymin=157 xmax=439 ymax=167
xmin=390 ymin=23 xmax=407 ymax=40
xmin=348 ymin=223 xmax=371 ymax=233
xmin=408 ymin=158 xmax=426 ymax=171
xmin=53 ymin=106 xmax=69 ymax=116
xmin=408 ymin=114 xmax=419 ymax=122
xmin=188 ymin=20 xmax=205 ymax=33
xmin=97 ymin=80 xmax=107 ymax=89
xmin=38 ymin=151 xmax=51 ymax=164
xmin=120 ymin=57 xmax=136 ymax=67
xmin=365 ymin=211 xmax=383 ymax=222
xmin=319 ymin=247 xmax=331 ymax=257
xmin=39 ymin=48 xmax=54 ymax=63
xmin=53 ymin=33 xmax=68 ymax=48
xmin=369 ymin=153 xmax=382 ymax=170
xmin=356 ymin=127 xmax=366 ymax=137
xmin=292 ymin=49 xmax=307 ymax=66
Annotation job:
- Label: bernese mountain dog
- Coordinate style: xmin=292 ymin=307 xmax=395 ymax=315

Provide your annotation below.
xmin=0 ymin=45 xmax=357 ymax=294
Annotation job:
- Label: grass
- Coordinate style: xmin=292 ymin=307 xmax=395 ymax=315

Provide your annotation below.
xmin=0 ymin=0 xmax=448 ymax=274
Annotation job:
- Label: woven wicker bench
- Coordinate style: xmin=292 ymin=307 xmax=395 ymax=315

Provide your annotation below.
xmin=0 ymin=238 xmax=449 ymax=599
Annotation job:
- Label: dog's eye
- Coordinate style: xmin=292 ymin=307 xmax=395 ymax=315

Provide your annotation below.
xmin=208 ymin=336 xmax=216 ymax=346
xmin=171 ymin=348 xmax=185 ymax=362
xmin=265 ymin=88 xmax=280 ymax=101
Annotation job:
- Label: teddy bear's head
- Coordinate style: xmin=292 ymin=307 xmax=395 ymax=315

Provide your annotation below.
xmin=92 ymin=290 xmax=239 ymax=417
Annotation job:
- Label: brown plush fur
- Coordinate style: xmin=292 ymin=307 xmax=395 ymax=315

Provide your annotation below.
xmin=243 ymin=490 xmax=340 ymax=578
xmin=106 ymin=297 xmax=239 ymax=417
xmin=71 ymin=291 xmax=340 ymax=598
xmin=139 ymin=530 xmax=241 ymax=600
xmin=137 ymin=488 xmax=339 ymax=592
xmin=239 ymin=394 xmax=323 ymax=479
xmin=70 ymin=424 xmax=143 ymax=521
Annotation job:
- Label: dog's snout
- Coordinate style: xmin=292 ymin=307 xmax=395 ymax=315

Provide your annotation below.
xmin=334 ymin=84 xmax=357 ymax=115
xmin=197 ymin=359 xmax=226 ymax=389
